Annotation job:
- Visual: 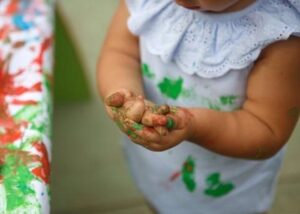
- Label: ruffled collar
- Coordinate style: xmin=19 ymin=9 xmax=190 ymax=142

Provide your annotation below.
xmin=127 ymin=0 xmax=300 ymax=78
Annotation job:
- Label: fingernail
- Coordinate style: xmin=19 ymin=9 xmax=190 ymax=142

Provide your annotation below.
xmin=106 ymin=92 xmax=124 ymax=107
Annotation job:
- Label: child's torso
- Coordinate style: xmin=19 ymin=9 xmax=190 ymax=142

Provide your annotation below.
xmin=121 ymin=38 xmax=285 ymax=214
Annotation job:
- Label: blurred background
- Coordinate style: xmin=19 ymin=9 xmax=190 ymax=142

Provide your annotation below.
xmin=51 ymin=1 xmax=300 ymax=213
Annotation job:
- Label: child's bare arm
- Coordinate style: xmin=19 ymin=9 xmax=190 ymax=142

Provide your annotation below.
xmin=97 ymin=0 xmax=144 ymax=99
xmin=188 ymin=37 xmax=300 ymax=159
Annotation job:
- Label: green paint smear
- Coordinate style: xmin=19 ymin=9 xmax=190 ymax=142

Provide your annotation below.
xmin=220 ymin=96 xmax=237 ymax=106
xmin=126 ymin=130 xmax=138 ymax=139
xmin=158 ymin=77 xmax=183 ymax=100
xmin=204 ymin=172 xmax=234 ymax=198
xmin=1 ymin=154 xmax=36 ymax=211
xmin=166 ymin=118 xmax=175 ymax=129
xmin=141 ymin=63 xmax=155 ymax=79
xmin=13 ymin=105 xmax=41 ymax=122
xmin=181 ymin=156 xmax=196 ymax=192
xmin=132 ymin=123 xmax=143 ymax=131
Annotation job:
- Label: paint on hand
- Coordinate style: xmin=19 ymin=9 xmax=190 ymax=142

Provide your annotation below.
xmin=181 ymin=156 xmax=196 ymax=192
xmin=204 ymin=172 xmax=234 ymax=198
xmin=141 ymin=63 xmax=155 ymax=79
xmin=106 ymin=92 xmax=124 ymax=107
xmin=126 ymin=129 xmax=138 ymax=139
xmin=132 ymin=122 xmax=144 ymax=131
xmin=166 ymin=117 xmax=175 ymax=129
xmin=158 ymin=77 xmax=184 ymax=100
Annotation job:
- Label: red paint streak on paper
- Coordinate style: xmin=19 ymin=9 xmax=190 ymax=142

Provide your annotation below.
xmin=31 ymin=142 xmax=50 ymax=184
xmin=33 ymin=38 xmax=52 ymax=67
xmin=5 ymin=0 xmax=19 ymax=15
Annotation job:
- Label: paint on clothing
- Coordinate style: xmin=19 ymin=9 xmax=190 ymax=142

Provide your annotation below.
xmin=182 ymin=156 xmax=196 ymax=192
xmin=204 ymin=172 xmax=234 ymax=198
xmin=141 ymin=63 xmax=155 ymax=79
xmin=158 ymin=77 xmax=184 ymax=100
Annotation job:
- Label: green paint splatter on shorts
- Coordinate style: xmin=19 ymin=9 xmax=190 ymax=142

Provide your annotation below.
xmin=141 ymin=63 xmax=155 ymax=79
xmin=220 ymin=96 xmax=237 ymax=106
xmin=13 ymin=105 xmax=41 ymax=122
xmin=1 ymin=154 xmax=36 ymax=211
xmin=182 ymin=156 xmax=196 ymax=192
xmin=158 ymin=77 xmax=184 ymax=100
xmin=204 ymin=172 xmax=234 ymax=198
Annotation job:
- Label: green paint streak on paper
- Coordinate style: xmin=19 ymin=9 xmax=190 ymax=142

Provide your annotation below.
xmin=181 ymin=156 xmax=196 ymax=192
xmin=141 ymin=63 xmax=155 ymax=79
xmin=158 ymin=77 xmax=183 ymax=100
xmin=204 ymin=172 xmax=234 ymax=198
xmin=1 ymin=155 xmax=36 ymax=211
xmin=220 ymin=96 xmax=237 ymax=106
xmin=13 ymin=105 xmax=41 ymax=122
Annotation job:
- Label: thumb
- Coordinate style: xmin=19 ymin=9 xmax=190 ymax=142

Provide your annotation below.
xmin=105 ymin=89 xmax=133 ymax=107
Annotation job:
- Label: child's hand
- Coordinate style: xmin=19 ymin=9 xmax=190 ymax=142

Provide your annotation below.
xmin=104 ymin=89 xmax=170 ymax=137
xmin=125 ymin=107 xmax=196 ymax=151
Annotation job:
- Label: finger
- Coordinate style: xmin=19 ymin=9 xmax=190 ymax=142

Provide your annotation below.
xmin=105 ymin=92 xmax=125 ymax=107
xmin=105 ymin=89 xmax=134 ymax=107
xmin=124 ymin=119 xmax=161 ymax=142
xmin=154 ymin=126 xmax=169 ymax=136
xmin=165 ymin=116 xmax=177 ymax=130
xmin=125 ymin=99 xmax=146 ymax=122
xmin=141 ymin=111 xmax=168 ymax=126
xmin=143 ymin=142 xmax=170 ymax=152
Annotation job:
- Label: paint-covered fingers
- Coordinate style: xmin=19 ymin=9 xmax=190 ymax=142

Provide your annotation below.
xmin=105 ymin=88 xmax=134 ymax=107
xmin=165 ymin=107 xmax=194 ymax=130
xmin=141 ymin=111 xmax=168 ymax=126
xmin=123 ymin=97 xmax=146 ymax=122
xmin=124 ymin=119 xmax=162 ymax=143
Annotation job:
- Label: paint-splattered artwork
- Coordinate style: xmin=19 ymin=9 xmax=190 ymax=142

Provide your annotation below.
xmin=0 ymin=0 xmax=53 ymax=213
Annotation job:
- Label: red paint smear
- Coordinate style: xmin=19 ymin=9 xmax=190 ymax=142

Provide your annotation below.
xmin=0 ymin=25 xmax=10 ymax=40
xmin=31 ymin=142 xmax=50 ymax=184
xmin=11 ymin=100 xmax=38 ymax=105
xmin=5 ymin=0 xmax=19 ymax=15
xmin=0 ymin=67 xmax=39 ymax=145
xmin=169 ymin=171 xmax=181 ymax=182
xmin=33 ymin=38 xmax=52 ymax=68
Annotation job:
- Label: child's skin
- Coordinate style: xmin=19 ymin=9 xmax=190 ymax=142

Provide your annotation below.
xmin=98 ymin=0 xmax=300 ymax=160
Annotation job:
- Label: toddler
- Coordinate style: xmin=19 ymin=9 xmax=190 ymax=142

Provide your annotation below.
xmin=98 ymin=0 xmax=300 ymax=213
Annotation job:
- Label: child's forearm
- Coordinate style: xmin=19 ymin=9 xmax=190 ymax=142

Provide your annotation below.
xmin=97 ymin=49 xmax=144 ymax=100
xmin=97 ymin=0 xmax=144 ymax=100
xmin=188 ymin=108 xmax=281 ymax=160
